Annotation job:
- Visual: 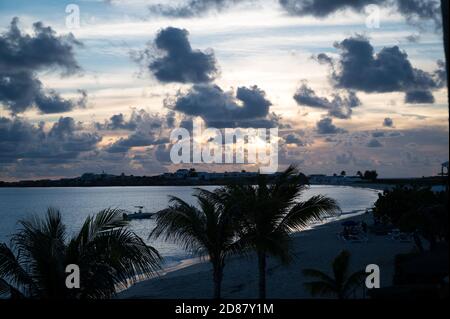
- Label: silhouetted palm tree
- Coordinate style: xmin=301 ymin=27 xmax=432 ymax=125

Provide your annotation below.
xmin=303 ymin=250 xmax=366 ymax=299
xmin=0 ymin=208 xmax=161 ymax=299
xmin=222 ymin=166 xmax=341 ymax=299
xmin=150 ymin=188 xmax=241 ymax=299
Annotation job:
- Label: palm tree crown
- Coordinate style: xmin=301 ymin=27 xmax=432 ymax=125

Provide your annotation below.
xmin=0 ymin=208 xmax=161 ymax=299
xmin=303 ymin=250 xmax=366 ymax=299
xmin=150 ymin=188 xmax=241 ymax=299
xmin=221 ymin=165 xmax=341 ymax=298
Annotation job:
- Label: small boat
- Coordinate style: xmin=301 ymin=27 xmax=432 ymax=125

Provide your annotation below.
xmin=123 ymin=206 xmax=155 ymax=220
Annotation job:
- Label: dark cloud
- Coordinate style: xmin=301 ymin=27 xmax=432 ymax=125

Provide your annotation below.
xmin=315 ymin=53 xmax=334 ymax=65
xmin=154 ymin=143 xmax=172 ymax=163
xmin=316 ymin=117 xmax=347 ymax=134
xmin=279 ymin=0 xmax=384 ymax=17
xmin=367 ymin=138 xmax=383 ymax=147
xmin=293 ymin=83 xmax=360 ymax=119
xmin=0 ymin=18 xmax=81 ymax=74
xmin=106 ymin=132 xmax=168 ymax=153
xmin=134 ymin=27 xmax=218 ymax=84
xmin=144 ymin=0 xmax=442 ymax=26
xmin=166 ymin=111 xmax=176 ymax=128
xmin=284 ymin=133 xmax=307 ymax=146
xmin=405 ymin=90 xmax=435 ymax=103
xmin=383 ymin=117 xmax=394 ymax=127
xmin=279 ymin=0 xmax=441 ymax=27
xmin=434 ymin=60 xmax=447 ymax=88
xmin=164 ymin=84 xmax=279 ymax=128
xmin=319 ymin=36 xmax=443 ymax=104
xmin=144 ymin=0 xmax=442 ymax=29
xmin=34 ymin=89 xmax=87 ymax=114
xmin=97 ymin=113 xmax=137 ymax=131
xmin=0 ymin=18 xmax=86 ymax=114
xmin=95 ymin=109 xmax=163 ymax=131
xmin=104 ymin=111 xmax=171 ymax=153
xmin=0 ymin=116 xmax=100 ymax=164
xmin=396 ymin=0 xmax=441 ymax=27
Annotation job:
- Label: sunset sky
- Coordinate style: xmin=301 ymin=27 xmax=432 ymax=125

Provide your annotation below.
xmin=0 ymin=0 xmax=448 ymax=181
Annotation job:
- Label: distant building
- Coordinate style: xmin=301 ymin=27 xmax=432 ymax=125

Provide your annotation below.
xmin=308 ymin=174 xmax=363 ymax=185
xmin=174 ymin=169 xmax=189 ymax=179
xmin=161 ymin=169 xmax=277 ymax=182
xmin=441 ymin=161 xmax=449 ymax=176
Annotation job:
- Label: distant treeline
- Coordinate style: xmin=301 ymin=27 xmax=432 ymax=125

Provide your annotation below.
xmin=0 ymin=172 xmax=309 ymax=187
xmin=370 ymin=176 xmax=448 ymax=187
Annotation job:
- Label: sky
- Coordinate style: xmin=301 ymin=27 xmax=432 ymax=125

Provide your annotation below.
xmin=0 ymin=0 xmax=448 ymax=181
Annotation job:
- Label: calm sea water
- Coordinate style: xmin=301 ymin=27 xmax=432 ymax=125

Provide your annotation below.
xmin=0 ymin=185 xmax=380 ymax=265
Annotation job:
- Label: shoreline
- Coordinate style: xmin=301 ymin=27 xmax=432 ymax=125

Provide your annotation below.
xmin=145 ymin=208 xmax=370 ymax=280
xmin=119 ymin=204 xmax=415 ymax=299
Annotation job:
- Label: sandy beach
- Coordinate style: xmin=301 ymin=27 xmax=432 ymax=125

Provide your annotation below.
xmin=119 ymin=212 xmax=415 ymax=299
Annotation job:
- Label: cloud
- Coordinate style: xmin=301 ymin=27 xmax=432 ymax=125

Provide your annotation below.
xmin=315 ymin=53 xmax=334 ymax=65
xmin=144 ymin=0 xmax=442 ymax=28
xmin=396 ymin=0 xmax=441 ymax=26
xmin=0 ymin=116 xmax=101 ymax=164
xmin=389 ymin=131 xmax=401 ymax=137
xmin=293 ymin=83 xmax=360 ymax=119
xmin=34 ymin=89 xmax=87 ymax=114
xmin=164 ymin=84 xmax=279 ymax=128
xmin=104 ymin=111 xmax=172 ymax=153
xmin=433 ymin=60 xmax=447 ymax=87
xmin=166 ymin=111 xmax=176 ymax=128
xmin=372 ymin=131 xmax=385 ymax=138
xmin=95 ymin=109 xmax=164 ymax=131
xmin=154 ymin=143 xmax=172 ymax=163
xmin=284 ymin=133 xmax=307 ymax=146
xmin=0 ymin=18 xmax=86 ymax=114
xmin=133 ymin=27 xmax=218 ymax=84
xmin=319 ymin=36 xmax=443 ymax=104
xmin=383 ymin=117 xmax=394 ymax=127
xmin=405 ymin=34 xmax=421 ymax=43
xmin=367 ymin=138 xmax=383 ymax=147
xmin=279 ymin=0 xmax=384 ymax=17
xmin=96 ymin=113 xmax=137 ymax=131
xmin=316 ymin=117 xmax=347 ymax=134
xmin=148 ymin=0 xmax=245 ymax=17
xmin=106 ymin=132 xmax=168 ymax=153
xmin=405 ymin=89 xmax=435 ymax=103
xmin=279 ymin=0 xmax=441 ymax=27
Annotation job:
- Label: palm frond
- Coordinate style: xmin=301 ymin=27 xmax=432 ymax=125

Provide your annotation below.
xmin=150 ymin=196 xmax=208 ymax=256
xmin=277 ymin=195 xmax=341 ymax=232
xmin=0 ymin=243 xmax=34 ymax=296
xmin=0 ymin=277 xmax=26 ymax=299
xmin=303 ymin=280 xmax=338 ymax=297
xmin=75 ymin=208 xmax=128 ymax=248
xmin=9 ymin=209 xmax=69 ymax=297
xmin=303 ymin=250 xmax=364 ymax=299
xmin=86 ymin=227 xmax=162 ymax=290
xmin=332 ymin=250 xmax=350 ymax=286
xmin=303 ymin=268 xmax=335 ymax=286
xmin=342 ymin=270 xmax=366 ymax=298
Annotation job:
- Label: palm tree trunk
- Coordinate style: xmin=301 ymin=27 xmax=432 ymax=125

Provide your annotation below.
xmin=213 ymin=263 xmax=223 ymax=299
xmin=257 ymin=250 xmax=266 ymax=299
